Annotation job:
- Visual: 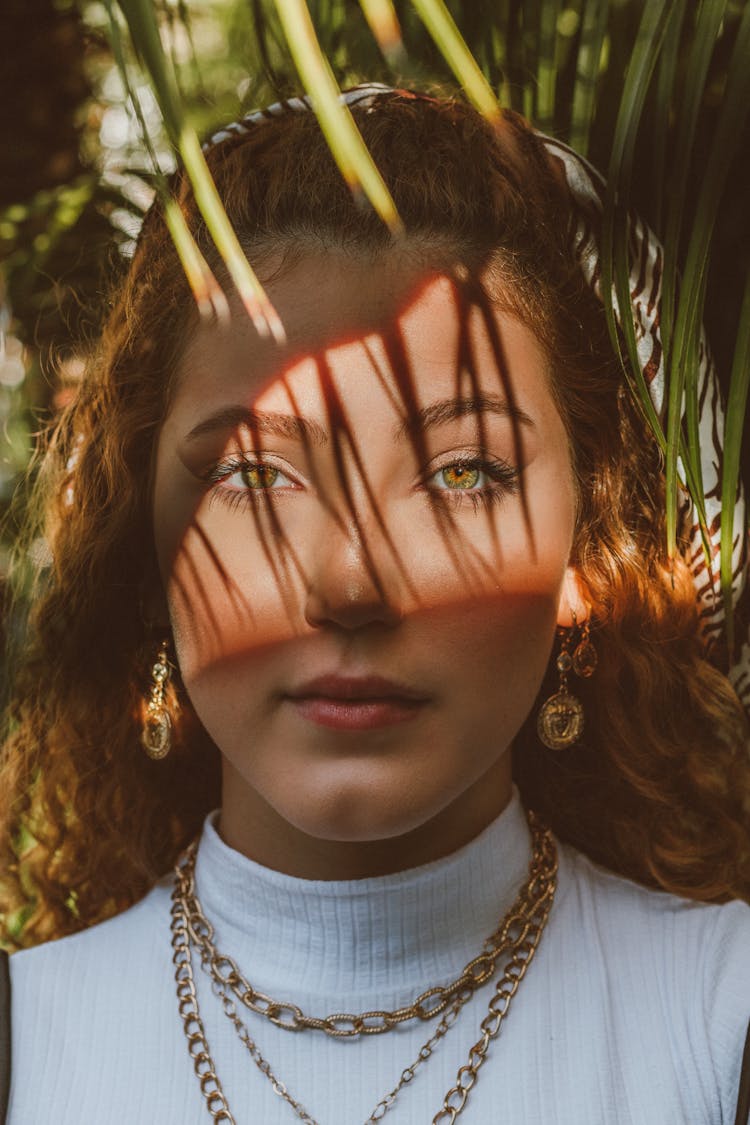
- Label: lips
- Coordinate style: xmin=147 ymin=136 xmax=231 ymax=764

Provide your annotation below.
xmin=285 ymin=674 xmax=429 ymax=731
xmin=287 ymin=674 xmax=428 ymax=703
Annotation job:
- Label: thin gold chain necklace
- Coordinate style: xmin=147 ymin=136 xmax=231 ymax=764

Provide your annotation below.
xmin=171 ymin=812 xmax=557 ymax=1123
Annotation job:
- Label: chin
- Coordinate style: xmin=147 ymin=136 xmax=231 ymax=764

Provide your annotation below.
xmin=277 ymin=780 xmax=447 ymax=845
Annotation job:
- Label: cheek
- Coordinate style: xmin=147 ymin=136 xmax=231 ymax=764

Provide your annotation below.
xmin=437 ymin=594 xmax=560 ymax=721
xmin=164 ymin=511 xmax=309 ymax=678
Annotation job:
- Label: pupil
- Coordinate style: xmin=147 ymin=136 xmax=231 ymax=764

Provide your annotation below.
xmin=444 ymin=465 xmax=479 ymax=489
xmin=243 ymin=465 xmax=278 ymax=489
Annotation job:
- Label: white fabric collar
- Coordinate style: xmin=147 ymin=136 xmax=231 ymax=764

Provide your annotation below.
xmin=191 ymin=786 xmax=533 ymax=1010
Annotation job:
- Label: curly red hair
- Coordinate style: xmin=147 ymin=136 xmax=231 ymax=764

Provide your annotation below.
xmin=2 ymin=92 xmax=748 ymax=948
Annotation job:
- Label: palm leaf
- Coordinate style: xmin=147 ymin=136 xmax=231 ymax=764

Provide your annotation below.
xmin=598 ymin=0 xmax=717 ymax=562
xmin=107 ymin=0 xmax=748 ymax=614
xmin=115 ymin=0 xmax=285 ymax=339
xmin=649 ymin=0 xmax=683 ymax=232
xmin=536 ymin=0 xmax=560 ymax=131
xmin=410 ymin=0 xmax=501 ymax=120
xmin=358 ymin=0 xmax=407 ymax=67
xmin=659 ymin=0 xmax=726 ymax=565
xmin=596 ymin=0 xmax=714 ymax=566
xmin=660 ymin=0 xmax=726 ymax=360
xmin=105 ymin=0 xmax=227 ymax=321
xmin=500 ymin=0 xmax=529 ymax=113
xmin=521 ymin=0 xmax=541 ymax=120
xmin=175 ymin=0 xmax=207 ymax=101
xmin=273 ymin=0 xmax=402 ymax=229
xmin=569 ymin=0 xmax=610 ymax=157
xmin=720 ymin=264 xmax=750 ymax=652
xmin=600 ymin=0 xmax=676 ymax=448
xmin=666 ymin=0 xmax=750 ymax=558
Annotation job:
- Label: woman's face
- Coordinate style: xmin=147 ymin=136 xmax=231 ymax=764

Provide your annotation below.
xmin=153 ymin=251 xmax=580 ymax=874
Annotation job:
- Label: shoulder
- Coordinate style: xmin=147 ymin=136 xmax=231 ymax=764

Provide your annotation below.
xmin=9 ymin=873 xmax=173 ymax=994
xmin=559 ymin=838 xmax=750 ymax=930
xmin=6 ymin=874 xmax=199 ymax=1124
xmin=8 ymin=874 xmax=175 ymax=1059
xmin=556 ymin=839 xmax=750 ymax=976
xmin=555 ymin=840 xmax=750 ymax=1116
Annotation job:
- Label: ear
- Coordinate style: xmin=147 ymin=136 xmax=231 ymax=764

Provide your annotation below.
xmin=556 ymin=566 xmax=589 ymax=628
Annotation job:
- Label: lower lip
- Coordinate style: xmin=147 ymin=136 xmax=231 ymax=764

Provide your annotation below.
xmin=288 ymin=697 xmax=426 ymax=730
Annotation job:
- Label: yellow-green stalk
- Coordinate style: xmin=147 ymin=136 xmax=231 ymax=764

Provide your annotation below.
xmin=274 ymin=0 xmax=402 ymax=231
xmin=410 ymin=0 xmax=501 ymax=121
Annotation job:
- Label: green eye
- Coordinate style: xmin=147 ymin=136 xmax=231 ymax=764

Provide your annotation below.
xmin=426 ymin=457 xmax=521 ymax=511
xmin=439 ymin=465 xmax=481 ymax=490
xmin=241 ymin=465 xmax=280 ymax=489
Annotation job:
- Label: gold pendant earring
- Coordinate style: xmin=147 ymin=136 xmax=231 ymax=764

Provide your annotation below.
xmin=572 ymin=616 xmax=598 ymax=678
xmin=537 ymin=619 xmax=586 ymax=750
xmin=141 ymin=640 xmax=172 ymax=760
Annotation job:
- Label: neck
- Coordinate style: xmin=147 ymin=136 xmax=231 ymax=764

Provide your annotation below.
xmin=218 ymin=753 xmax=514 ymax=879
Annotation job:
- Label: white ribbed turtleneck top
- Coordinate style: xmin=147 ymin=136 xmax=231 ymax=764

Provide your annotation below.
xmin=8 ymin=788 xmax=750 ymax=1123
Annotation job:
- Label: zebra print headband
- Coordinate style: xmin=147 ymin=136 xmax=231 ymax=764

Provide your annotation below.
xmin=204 ymin=83 xmax=749 ymax=715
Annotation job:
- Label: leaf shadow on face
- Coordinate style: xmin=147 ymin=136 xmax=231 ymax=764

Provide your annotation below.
xmin=169 ymin=272 xmax=538 ymax=655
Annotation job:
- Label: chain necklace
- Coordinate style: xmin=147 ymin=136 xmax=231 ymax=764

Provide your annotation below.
xmin=171 ymin=812 xmax=557 ymax=1124
xmin=202 ymin=956 xmax=469 ymax=1125
xmin=173 ymin=814 xmax=554 ymax=1038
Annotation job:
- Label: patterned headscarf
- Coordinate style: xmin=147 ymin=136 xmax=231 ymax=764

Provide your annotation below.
xmin=204 ymin=83 xmax=750 ymax=715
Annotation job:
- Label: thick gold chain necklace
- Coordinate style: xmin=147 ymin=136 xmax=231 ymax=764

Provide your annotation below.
xmin=171 ymin=812 xmax=557 ymax=1124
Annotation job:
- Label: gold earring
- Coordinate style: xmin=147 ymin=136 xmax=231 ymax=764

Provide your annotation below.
xmin=537 ymin=623 xmax=585 ymax=750
xmin=141 ymin=640 xmax=172 ymax=760
xmin=572 ymin=615 xmax=598 ymax=678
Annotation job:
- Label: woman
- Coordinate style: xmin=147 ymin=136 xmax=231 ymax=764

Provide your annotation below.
xmin=1 ymin=85 xmax=749 ymax=1123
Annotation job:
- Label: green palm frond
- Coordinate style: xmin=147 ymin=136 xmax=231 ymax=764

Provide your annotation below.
xmin=569 ymin=0 xmax=609 ymax=157
xmin=116 ymin=0 xmax=285 ymax=339
xmin=105 ymin=0 xmax=228 ymax=322
xmin=2 ymin=0 xmax=748 ymax=663
xmin=660 ymin=0 xmax=728 ymax=552
xmin=358 ymin=0 xmax=408 ymax=67
xmin=665 ymin=0 xmax=750 ymax=557
xmin=273 ymin=0 xmax=402 ymax=229
xmin=650 ymin=1 xmax=683 ymax=232
xmin=721 ymin=266 xmax=750 ymax=652
xmin=96 ymin=0 xmax=750 ymax=648
xmin=600 ymin=0 xmax=675 ymax=445
xmin=536 ymin=0 xmax=560 ymax=130
xmin=410 ymin=0 xmax=500 ymax=119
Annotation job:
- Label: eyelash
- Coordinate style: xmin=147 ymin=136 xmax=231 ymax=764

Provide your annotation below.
xmin=204 ymin=454 xmax=520 ymax=514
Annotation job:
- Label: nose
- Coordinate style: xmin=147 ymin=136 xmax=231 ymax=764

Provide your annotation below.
xmin=303 ymin=509 xmax=403 ymax=631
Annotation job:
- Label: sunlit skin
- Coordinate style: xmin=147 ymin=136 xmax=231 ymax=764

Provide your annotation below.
xmin=152 ymin=250 xmax=585 ymax=879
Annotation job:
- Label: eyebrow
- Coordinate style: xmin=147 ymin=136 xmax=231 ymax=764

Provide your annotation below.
xmin=184 ymin=394 xmax=534 ymax=447
xmin=185 ymin=406 xmax=329 ymax=446
xmin=392 ymin=394 xmax=535 ymax=440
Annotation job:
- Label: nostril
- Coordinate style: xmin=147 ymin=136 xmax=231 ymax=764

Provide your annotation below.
xmin=303 ymin=584 xmax=403 ymax=631
xmin=303 ymin=565 xmax=402 ymax=631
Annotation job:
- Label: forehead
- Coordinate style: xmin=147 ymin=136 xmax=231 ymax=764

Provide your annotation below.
xmin=168 ymin=251 xmax=554 ymax=424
